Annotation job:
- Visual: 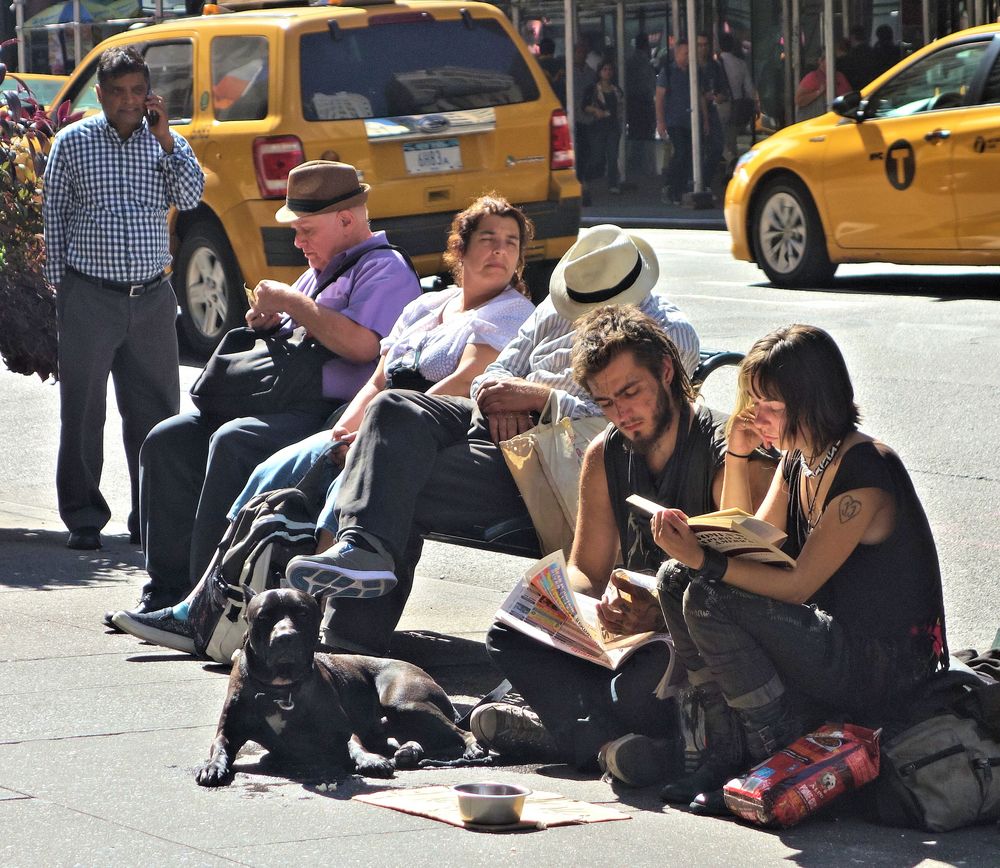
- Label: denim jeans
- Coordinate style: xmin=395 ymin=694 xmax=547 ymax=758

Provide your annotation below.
xmin=228 ymin=429 xmax=342 ymax=533
xmin=658 ymin=571 xmax=924 ymax=724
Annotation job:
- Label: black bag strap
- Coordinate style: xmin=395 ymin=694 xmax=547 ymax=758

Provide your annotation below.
xmin=306 ymin=242 xmax=418 ymax=301
xmin=456 ymin=678 xmax=513 ymax=730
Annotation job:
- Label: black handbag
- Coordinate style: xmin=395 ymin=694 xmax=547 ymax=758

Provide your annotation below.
xmin=190 ymin=243 xmax=415 ymax=421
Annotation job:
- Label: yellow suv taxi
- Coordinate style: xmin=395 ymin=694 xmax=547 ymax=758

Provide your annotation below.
xmin=725 ymin=24 xmax=1000 ymax=287
xmin=53 ymin=0 xmax=580 ymax=352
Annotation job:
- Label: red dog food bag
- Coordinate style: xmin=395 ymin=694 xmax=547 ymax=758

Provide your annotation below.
xmin=723 ymin=723 xmax=881 ymax=828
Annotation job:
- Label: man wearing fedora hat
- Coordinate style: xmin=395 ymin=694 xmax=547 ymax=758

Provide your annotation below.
xmin=280 ymin=225 xmax=700 ymax=657
xmin=109 ymin=161 xmax=420 ymax=628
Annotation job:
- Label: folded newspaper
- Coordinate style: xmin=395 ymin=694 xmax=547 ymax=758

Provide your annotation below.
xmin=495 ymin=550 xmax=673 ymax=671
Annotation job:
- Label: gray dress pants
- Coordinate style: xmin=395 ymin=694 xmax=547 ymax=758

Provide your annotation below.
xmin=331 ymin=390 xmax=528 ymax=652
xmin=55 ymin=271 xmax=179 ymax=536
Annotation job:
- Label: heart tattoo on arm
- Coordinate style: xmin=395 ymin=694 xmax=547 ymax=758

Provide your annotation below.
xmin=838 ymin=495 xmax=862 ymax=524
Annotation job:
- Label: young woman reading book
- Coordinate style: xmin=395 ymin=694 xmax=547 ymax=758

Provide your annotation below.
xmin=640 ymin=324 xmax=947 ymax=813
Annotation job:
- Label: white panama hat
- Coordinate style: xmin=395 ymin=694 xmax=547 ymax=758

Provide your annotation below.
xmin=548 ymin=224 xmax=660 ymax=322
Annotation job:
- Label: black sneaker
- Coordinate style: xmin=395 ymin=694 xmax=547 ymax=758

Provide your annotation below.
xmin=112 ymin=607 xmax=197 ymax=655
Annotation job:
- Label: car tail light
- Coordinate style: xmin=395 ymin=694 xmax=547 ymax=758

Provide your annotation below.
xmin=252 ymin=136 xmax=304 ymax=199
xmin=550 ymin=110 xmax=574 ymax=170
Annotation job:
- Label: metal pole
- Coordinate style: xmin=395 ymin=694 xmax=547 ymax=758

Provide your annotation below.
xmin=671 ymin=0 xmax=680 ymax=44
xmin=14 ymin=0 xmax=26 ymax=71
xmin=565 ymin=0 xmax=575 ymax=138
xmin=616 ymin=0 xmax=626 ymax=183
xmin=687 ymin=0 xmax=703 ymax=192
xmin=790 ymin=0 xmax=800 ymax=122
xmin=824 ymin=0 xmax=835 ymax=106
xmin=73 ymin=0 xmax=82 ymax=71
xmin=922 ymin=0 xmax=931 ymax=47
xmin=510 ymin=1 xmax=520 ymax=35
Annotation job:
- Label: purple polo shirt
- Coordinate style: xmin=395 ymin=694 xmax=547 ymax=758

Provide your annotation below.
xmin=289 ymin=230 xmax=420 ymax=402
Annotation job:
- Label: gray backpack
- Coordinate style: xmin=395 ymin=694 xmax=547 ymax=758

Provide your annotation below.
xmin=870 ymin=672 xmax=1000 ymax=831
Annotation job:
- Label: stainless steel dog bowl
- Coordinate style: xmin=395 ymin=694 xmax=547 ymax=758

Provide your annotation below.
xmin=452 ymin=782 xmax=531 ymax=825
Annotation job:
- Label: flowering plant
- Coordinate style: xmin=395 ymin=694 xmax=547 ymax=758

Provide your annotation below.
xmin=0 ymin=54 xmax=79 ymax=380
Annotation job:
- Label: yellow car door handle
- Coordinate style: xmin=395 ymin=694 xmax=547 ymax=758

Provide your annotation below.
xmin=924 ymin=129 xmax=951 ymax=142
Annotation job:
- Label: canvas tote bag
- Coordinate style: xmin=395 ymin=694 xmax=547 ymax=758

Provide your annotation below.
xmin=500 ymin=392 xmax=607 ymax=555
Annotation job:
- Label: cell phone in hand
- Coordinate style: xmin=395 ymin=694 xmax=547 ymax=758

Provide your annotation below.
xmin=146 ymin=88 xmax=159 ymax=126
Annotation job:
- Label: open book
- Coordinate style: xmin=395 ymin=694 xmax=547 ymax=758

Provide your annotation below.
xmin=626 ymin=495 xmax=796 ymax=567
xmin=495 ymin=550 xmax=673 ymax=671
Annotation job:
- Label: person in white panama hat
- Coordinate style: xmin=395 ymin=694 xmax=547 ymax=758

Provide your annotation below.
xmin=281 ymin=223 xmax=701 ymax=657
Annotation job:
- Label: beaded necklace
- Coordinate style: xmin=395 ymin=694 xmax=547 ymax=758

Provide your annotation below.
xmin=801 ymin=438 xmax=842 ymax=529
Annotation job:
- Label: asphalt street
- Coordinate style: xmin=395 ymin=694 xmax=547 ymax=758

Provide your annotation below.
xmin=1 ymin=228 xmax=998 ymax=865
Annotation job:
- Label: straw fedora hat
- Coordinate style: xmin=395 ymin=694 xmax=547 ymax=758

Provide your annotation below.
xmin=548 ymin=225 xmax=659 ymax=322
xmin=275 ymin=161 xmax=370 ymax=223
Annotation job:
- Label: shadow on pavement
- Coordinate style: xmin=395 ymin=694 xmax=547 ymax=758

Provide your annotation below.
xmin=0 ymin=526 xmax=145 ymax=589
xmin=756 ymin=272 xmax=1000 ymax=301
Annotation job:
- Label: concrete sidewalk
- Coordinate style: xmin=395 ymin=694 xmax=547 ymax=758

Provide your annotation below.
xmin=2 ymin=506 xmax=998 ymax=866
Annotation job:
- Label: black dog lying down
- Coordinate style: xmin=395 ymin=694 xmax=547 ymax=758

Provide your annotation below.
xmin=196 ymin=588 xmax=486 ymax=786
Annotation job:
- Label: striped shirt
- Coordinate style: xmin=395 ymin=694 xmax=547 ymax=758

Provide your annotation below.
xmin=470 ymin=292 xmax=700 ymax=419
xmin=43 ymin=114 xmax=205 ymax=286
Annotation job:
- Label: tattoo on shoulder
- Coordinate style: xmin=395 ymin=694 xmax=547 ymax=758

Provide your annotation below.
xmin=838 ymin=494 xmax=862 ymax=524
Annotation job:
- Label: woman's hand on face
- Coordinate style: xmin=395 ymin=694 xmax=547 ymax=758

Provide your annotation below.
xmin=596 ymin=572 xmax=662 ymax=635
xmin=728 ymin=406 xmax=765 ymax=456
xmin=651 ymin=508 xmax=704 ymax=568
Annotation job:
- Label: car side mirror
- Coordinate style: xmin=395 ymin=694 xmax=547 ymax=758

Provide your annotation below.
xmin=831 ymin=91 xmax=864 ymax=121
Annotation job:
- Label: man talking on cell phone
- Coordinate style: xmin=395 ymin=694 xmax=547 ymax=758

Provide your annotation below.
xmin=43 ymin=46 xmax=205 ymax=552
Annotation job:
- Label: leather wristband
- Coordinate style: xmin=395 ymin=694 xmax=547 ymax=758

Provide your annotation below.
xmin=691 ymin=546 xmax=728 ymax=584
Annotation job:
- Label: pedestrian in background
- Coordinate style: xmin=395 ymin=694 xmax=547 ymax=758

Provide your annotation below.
xmin=716 ymin=32 xmax=758 ymax=168
xmin=572 ymin=38 xmax=597 ymax=205
xmin=795 ymin=52 xmax=850 ymax=122
xmin=625 ymin=32 xmax=657 ymax=178
xmin=583 ymin=59 xmax=625 ymax=194
xmin=696 ymin=33 xmax=726 ymax=195
xmin=656 ymin=40 xmax=707 ymax=204
xmin=536 ymin=37 xmax=566 ymax=108
xmin=43 ymin=46 xmax=205 ymax=552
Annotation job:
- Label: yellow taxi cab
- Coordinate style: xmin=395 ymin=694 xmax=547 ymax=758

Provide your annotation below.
xmin=725 ymin=24 xmax=1000 ymax=287
xmin=2 ymin=72 xmax=69 ymax=109
xmin=52 ymin=0 xmax=580 ymax=352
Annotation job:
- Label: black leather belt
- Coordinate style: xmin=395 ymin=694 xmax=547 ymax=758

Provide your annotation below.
xmin=67 ymin=266 xmax=168 ymax=297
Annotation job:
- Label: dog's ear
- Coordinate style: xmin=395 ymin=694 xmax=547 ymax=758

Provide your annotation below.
xmin=242 ymin=585 xmax=257 ymax=606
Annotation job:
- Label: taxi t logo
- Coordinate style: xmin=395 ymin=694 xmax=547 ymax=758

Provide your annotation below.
xmin=885 ymin=139 xmax=915 ymax=190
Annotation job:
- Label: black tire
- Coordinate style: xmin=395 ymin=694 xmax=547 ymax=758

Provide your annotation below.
xmin=524 ymin=259 xmax=558 ymax=305
xmin=174 ymin=221 xmax=246 ymax=357
xmin=751 ymin=177 xmax=837 ymax=288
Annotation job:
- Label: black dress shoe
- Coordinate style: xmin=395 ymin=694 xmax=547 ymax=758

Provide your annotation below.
xmin=67 ymin=527 xmax=102 ymax=550
xmin=103 ymin=590 xmax=182 ymax=631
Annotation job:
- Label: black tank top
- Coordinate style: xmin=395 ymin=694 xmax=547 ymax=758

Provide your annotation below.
xmin=783 ymin=439 xmax=948 ymax=673
xmin=605 ymin=403 xmax=727 ymax=573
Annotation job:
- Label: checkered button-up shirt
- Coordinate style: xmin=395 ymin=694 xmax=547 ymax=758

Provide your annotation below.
xmin=43 ymin=114 xmax=205 ymax=286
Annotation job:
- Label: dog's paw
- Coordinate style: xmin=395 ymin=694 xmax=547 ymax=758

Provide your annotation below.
xmin=393 ymin=741 xmax=424 ymax=770
xmin=462 ymin=739 xmax=490 ymax=762
xmin=194 ymin=759 xmax=232 ymax=787
xmin=355 ymin=754 xmax=395 ymax=779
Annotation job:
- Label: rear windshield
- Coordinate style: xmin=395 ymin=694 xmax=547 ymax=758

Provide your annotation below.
xmin=299 ymin=17 xmax=540 ymax=120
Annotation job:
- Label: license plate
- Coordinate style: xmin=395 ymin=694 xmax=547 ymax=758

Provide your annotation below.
xmin=403 ymin=139 xmax=462 ymax=174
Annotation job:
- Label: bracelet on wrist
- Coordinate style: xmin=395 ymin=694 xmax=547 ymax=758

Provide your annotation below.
xmin=726 ymin=449 xmax=754 ymax=459
xmin=691 ymin=546 xmax=729 ymax=585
